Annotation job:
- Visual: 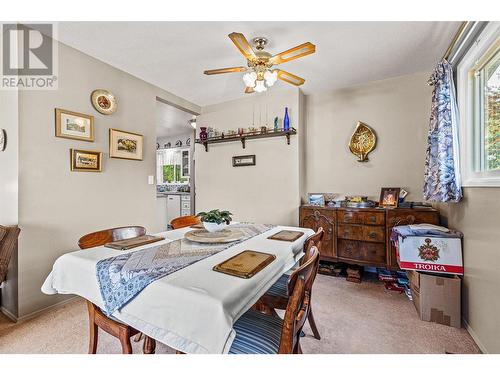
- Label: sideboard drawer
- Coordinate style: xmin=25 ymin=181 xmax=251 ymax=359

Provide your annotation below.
xmin=338 ymin=211 xmax=363 ymax=224
xmin=337 ymin=239 xmax=359 ymax=259
xmin=362 ymin=212 xmax=385 ymax=225
xmin=337 ymin=224 xmax=363 ymax=240
xmin=337 ymin=240 xmax=386 ymax=264
xmin=338 ymin=210 xmax=385 ymax=225
xmin=362 ymin=226 xmax=385 ymax=243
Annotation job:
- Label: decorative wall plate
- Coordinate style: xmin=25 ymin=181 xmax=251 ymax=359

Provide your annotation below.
xmin=349 ymin=121 xmax=376 ymax=162
xmin=0 ymin=129 xmax=6 ymax=151
xmin=91 ymin=89 xmax=117 ymax=115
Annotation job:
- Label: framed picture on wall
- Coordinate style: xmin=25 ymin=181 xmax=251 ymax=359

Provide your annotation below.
xmin=109 ymin=128 xmax=143 ymax=161
xmin=55 ymin=108 xmax=94 ymax=142
xmin=70 ymin=149 xmax=102 ymax=172
xmin=379 ymin=187 xmax=401 ymax=208
xmin=232 ymin=154 xmax=256 ymax=167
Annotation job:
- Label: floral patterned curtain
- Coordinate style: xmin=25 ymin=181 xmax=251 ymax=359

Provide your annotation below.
xmin=423 ymin=59 xmax=462 ymax=202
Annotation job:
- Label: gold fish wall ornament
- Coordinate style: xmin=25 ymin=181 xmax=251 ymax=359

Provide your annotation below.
xmin=349 ymin=121 xmax=377 ymax=162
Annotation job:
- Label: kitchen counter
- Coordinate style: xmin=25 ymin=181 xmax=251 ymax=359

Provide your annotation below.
xmin=157 ymin=192 xmax=190 ymax=198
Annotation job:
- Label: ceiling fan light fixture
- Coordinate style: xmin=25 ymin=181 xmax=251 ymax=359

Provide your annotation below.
xmin=254 ymin=79 xmax=267 ymax=93
xmin=264 ymin=70 xmax=278 ymax=87
xmin=243 ymin=72 xmax=257 ymax=88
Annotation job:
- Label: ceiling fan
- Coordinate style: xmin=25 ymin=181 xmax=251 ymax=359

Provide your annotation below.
xmin=204 ymin=32 xmax=316 ymax=94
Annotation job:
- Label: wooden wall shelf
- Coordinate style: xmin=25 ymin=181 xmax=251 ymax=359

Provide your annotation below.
xmin=195 ymin=128 xmax=297 ymax=152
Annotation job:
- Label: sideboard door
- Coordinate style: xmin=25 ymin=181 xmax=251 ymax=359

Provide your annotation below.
xmin=299 ymin=208 xmax=336 ymax=260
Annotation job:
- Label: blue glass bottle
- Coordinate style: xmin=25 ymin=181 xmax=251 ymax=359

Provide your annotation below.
xmin=283 ymin=107 xmax=290 ymax=131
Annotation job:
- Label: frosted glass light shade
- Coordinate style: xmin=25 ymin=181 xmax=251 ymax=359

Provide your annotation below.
xmin=254 ymin=80 xmax=267 ymax=92
xmin=264 ymin=70 xmax=278 ymax=86
xmin=243 ymin=72 xmax=257 ymax=88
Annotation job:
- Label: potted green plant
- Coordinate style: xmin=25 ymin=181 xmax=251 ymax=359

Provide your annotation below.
xmin=197 ymin=209 xmax=233 ymax=232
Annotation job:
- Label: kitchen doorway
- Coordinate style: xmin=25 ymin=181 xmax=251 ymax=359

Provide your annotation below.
xmin=155 ymin=97 xmax=198 ymax=230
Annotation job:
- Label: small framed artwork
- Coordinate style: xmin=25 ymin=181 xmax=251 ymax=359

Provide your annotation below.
xmin=70 ymin=149 xmax=102 ymax=172
xmin=55 ymin=108 xmax=94 ymax=142
xmin=109 ymin=128 xmax=143 ymax=161
xmin=91 ymin=89 xmax=117 ymax=115
xmin=379 ymin=187 xmax=401 ymax=208
xmin=308 ymin=193 xmax=325 ymax=206
xmin=233 ymin=155 xmax=256 ymax=167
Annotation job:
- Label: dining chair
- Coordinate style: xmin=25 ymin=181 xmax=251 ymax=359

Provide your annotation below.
xmin=228 ymin=246 xmax=320 ymax=354
xmin=0 ymin=225 xmax=21 ymax=285
xmin=78 ymin=226 xmax=156 ymax=354
xmin=170 ymin=215 xmax=201 ymax=229
xmin=258 ymin=227 xmax=324 ymax=340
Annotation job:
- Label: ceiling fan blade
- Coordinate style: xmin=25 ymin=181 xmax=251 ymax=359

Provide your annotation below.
xmin=228 ymin=32 xmax=256 ymax=60
xmin=245 ymin=86 xmax=255 ymax=94
xmin=276 ymin=70 xmax=305 ymax=86
xmin=270 ymin=42 xmax=316 ymax=65
xmin=204 ymin=67 xmax=247 ymax=75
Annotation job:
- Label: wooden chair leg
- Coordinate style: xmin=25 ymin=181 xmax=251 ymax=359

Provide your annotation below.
xmin=143 ymin=336 xmax=156 ymax=354
xmin=307 ymin=307 xmax=321 ymax=340
xmin=86 ymin=302 xmax=98 ymax=354
xmin=119 ymin=329 xmax=133 ymax=354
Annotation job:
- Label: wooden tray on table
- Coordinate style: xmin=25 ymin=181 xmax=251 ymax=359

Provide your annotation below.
xmin=213 ymin=250 xmax=276 ymax=279
xmin=267 ymin=230 xmax=304 ymax=242
xmin=104 ymin=235 xmax=164 ymax=250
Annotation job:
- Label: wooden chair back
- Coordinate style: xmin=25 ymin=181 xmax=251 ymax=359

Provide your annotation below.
xmin=279 ymin=246 xmax=319 ymax=354
xmin=0 ymin=225 xmax=21 ymax=284
xmin=78 ymin=226 xmax=146 ymax=249
xmin=300 ymin=227 xmax=324 ymax=291
xmin=302 ymin=227 xmax=324 ymax=261
xmin=170 ymin=215 xmax=200 ymax=230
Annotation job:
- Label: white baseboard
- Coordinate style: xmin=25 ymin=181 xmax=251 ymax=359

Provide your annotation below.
xmin=1 ymin=296 xmax=80 ymax=323
xmin=462 ymin=318 xmax=488 ymax=354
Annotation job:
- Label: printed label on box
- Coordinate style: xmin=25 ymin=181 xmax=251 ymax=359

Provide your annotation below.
xmin=397 ymin=236 xmax=463 ymax=275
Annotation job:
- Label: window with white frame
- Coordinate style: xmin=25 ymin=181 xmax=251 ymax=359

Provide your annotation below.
xmin=458 ymin=22 xmax=500 ymax=187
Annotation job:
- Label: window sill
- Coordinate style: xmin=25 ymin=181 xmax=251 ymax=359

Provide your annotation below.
xmin=462 ymin=177 xmax=500 ymax=188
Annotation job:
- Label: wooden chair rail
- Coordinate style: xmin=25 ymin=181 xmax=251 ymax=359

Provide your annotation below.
xmin=170 ymin=215 xmax=200 ymax=230
xmin=78 ymin=226 xmax=146 ymax=250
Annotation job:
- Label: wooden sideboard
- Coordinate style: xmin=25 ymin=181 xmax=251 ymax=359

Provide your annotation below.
xmin=299 ymin=205 xmax=440 ymax=269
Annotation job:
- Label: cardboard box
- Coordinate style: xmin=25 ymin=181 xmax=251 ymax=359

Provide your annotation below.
xmin=407 ymin=270 xmax=461 ymax=328
xmin=396 ymin=236 xmax=463 ymax=275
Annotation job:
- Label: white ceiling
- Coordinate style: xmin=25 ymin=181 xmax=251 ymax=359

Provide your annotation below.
xmin=57 ymin=22 xmax=460 ymax=106
xmin=156 ymin=100 xmax=194 ymax=139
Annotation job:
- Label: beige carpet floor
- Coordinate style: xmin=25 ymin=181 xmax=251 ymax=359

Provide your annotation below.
xmin=0 ymin=274 xmax=480 ymax=354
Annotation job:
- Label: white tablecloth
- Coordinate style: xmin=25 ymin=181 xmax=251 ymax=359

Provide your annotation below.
xmin=41 ymin=225 xmax=313 ymax=354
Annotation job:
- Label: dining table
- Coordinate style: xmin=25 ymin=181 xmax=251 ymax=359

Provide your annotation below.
xmin=41 ymin=223 xmax=314 ymax=354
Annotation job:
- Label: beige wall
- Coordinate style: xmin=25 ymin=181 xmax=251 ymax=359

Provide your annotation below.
xmin=195 ymin=89 xmax=302 ymax=226
xmin=305 ymin=72 xmax=431 ymax=201
xmin=8 ymin=41 xmax=199 ymax=318
xmin=436 ymin=189 xmax=500 ymax=353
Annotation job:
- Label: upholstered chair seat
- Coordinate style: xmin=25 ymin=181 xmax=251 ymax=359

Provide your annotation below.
xmin=229 ymin=309 xmax=283 ymax=354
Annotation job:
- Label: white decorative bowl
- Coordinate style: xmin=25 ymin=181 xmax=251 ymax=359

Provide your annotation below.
xmin=203 ymin=222 xmax=228 ymax=233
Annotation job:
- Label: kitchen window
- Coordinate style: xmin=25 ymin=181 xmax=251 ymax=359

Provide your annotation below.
xmin=458 ymin=23 xmax=500 ymax=186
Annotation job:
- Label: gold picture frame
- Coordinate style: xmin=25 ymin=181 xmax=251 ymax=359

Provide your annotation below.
xmin=379 ymin=187 xmax=400 ymax=208
xmin=55 ymin=108 xmax=94 ymax=142
xmin=70 ymin=149 xmax=102 ymax=172
xmin=109 ymin=128 xmax=143 ymax=161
